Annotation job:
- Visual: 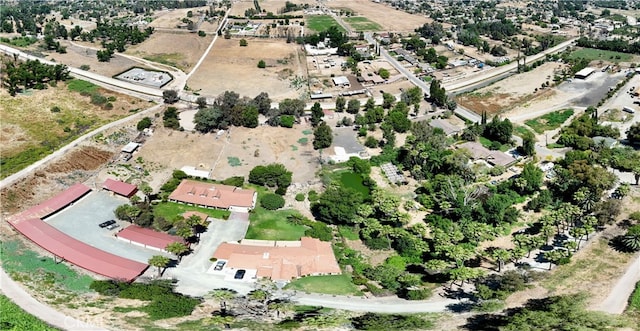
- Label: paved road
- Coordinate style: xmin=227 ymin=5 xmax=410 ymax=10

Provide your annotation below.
xmin=596 ymin=253 xmax=640 ymax=314
xmin=0 ymin=267 xmax=108 ymax=331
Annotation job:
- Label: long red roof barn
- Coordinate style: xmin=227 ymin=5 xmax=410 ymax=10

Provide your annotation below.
xmin=8 ymin=183 xmax=91 ymax=222
xmin=116 ymin=225 xmax=185 ymax=251
xmin=168 ymin=180 xmax=256 ymax=211
xmin=103 ymin=178 xmax=138 ymax=198
xmin=9 ymin=218 xmax=147 ymax=281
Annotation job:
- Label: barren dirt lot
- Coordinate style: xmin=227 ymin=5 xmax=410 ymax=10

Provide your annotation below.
xmin=327 ymin=0 xmax=431 ymax=32
xmin=136 ymin=124 xmax=320 ymax=186
xmin=124 ymin=32 xmax=213 ymax=73
xmin=148 ymin=7 xmax=209 ymax=29
xmin=187 ymin=38 xmax=306 ymax=100
xmin=45 ymin=41 xmax=139 ymax=77
xmin=455 ymin=62 xmax=571 ymax=116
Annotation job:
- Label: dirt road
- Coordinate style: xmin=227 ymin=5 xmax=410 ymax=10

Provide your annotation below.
xmin=596 ymin=253 xmax=640 ymax=314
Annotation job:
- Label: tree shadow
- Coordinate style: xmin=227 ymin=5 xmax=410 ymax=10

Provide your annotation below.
xmin=447 ymin=301 xmax=476 ymax=313
xmin=462 ymin=313 xmax=507 ymax=331
xmin=608 ymin=235 xmax=635 ymax=253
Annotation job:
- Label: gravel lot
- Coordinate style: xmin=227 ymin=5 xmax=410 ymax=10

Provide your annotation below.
xmin=45 ymin=190 xmax=171 ymax=264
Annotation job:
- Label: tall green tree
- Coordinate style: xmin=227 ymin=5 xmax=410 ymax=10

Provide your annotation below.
xmin=165 ymin=242 xmax=189 ymax=262
xmin=313 ymin=121 xmax=333 ymax=150
xmin=347 ymin=99 xmax=361 ymax=114
xmin=148 ymin=255 xmax=170 ymax=277
xmin=310 ymin=102 xmax=323 ymax=127
xmin=335 ymin=96 xmax=346 ymax=112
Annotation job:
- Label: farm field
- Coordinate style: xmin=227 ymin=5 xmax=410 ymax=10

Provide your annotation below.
xmin=0 ymin=80 xmax=141 ymax=179
xmin=343 ymin=16 xmax=382 ymax=32
xmin=306 ymin=15 xmax=345 ymax=33
xmin=125 ymin=32 xmax=213 ymax=72
xmin=186 ymin=38 xmax=307 ymax=100
xmin=326 ymin=0 xmax=431 ymax=32
xmin=525 ymin=109 xmax=575 ymax=133
xmin=568 ymin=47 xmax=635 ymax=63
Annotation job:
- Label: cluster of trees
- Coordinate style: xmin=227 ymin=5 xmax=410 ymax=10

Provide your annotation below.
xmin=1 ymin=57 xmax=70 ymax=96
xmin=461 ymin=113 xmax=514 ymax=148
xmin=463 ymin=19 xmax=520 ymax=41
xmin=415 ymin=22 xmax=447 ymax=45
xmin=0 ymin=1 xmax=52 ymax=34
xmin=193 ymin=91 xmax=270 ymax=132
xmin=299 ymin=25 xmax=347 ymax=49
xmin=429 ymin=79 xmax=455 ymax=109
xmin=628 ymin=122 xmax=640 ymax=145
xmin=576 ymin=36 xmax=640 ymax=54
xmin=85 ymin=21 xmax=154 ymax=62
xmin=163 ymin=106 xmax=180 ymax=130
xmin=249 ymin=163 xmax=292 ymax=195
xmin=557 ymin=107 xmax=619 ymax=150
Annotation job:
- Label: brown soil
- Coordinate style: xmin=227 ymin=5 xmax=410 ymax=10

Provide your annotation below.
xmin=1 ymin=146 xmax=114 ymax=214
xmin=327 ymin=0 xmax=431 ymax=32
xmin=46 ymin=41 xmax=139 ymax=77
xmin=148 ymin=7 xmax=209 ymax=29
xmin=186 ymin=38 xmax=306 ymax=100
xmin=125 ymin=32 xmax=214 ymax=73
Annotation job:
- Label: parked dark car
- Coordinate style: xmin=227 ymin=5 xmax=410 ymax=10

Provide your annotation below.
xmin=234 ymin=269 xmax=246 ymax=279
xmin=99 ymin=220 xmax=116 ymax=228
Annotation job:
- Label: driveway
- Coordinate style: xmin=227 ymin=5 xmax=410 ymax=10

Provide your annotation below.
xmin=168 ymin=212 xmax=255 ymax=296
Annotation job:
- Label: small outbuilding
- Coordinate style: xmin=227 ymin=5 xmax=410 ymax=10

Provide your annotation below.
xmin=575 ymin=67 xmax=595 ymax=79
xmin=332 ymin=76 xmax=350 ymax=87
xmin=103 ymin=178 xmax=138 ymax=198
xmin=121 ymin=142 xmax=140 ymax=154
xmin=116 ymin=225 xmax=186 ymax=252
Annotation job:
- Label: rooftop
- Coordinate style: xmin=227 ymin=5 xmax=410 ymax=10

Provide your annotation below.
xmin=168 ymin=180 xmax=256 ymax=210
xmin=103 ymin=178 xmax=138 ymax=198
xmin=116 ymin=225 xmax=185 ymax=251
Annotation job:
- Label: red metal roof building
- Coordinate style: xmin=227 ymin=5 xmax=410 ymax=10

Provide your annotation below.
xmin=7 ymin=184 xmax=148 ymax=282
xmin=168 ymin=180 xmax=257 ymax=212
xmin=102 ymin=178 xmax=138 ymax=198
xmin=8 ymin=183 xmax=91 ymax=223
xmin=212 ymin=237 xmax=341 ymax=281
xmin=116 ymin=225 xmax=185 ymax=252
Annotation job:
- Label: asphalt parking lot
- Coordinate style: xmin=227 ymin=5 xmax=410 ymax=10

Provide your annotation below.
xmin=45 ymin=190 xmax=171 ymax=264
xmin=333 ymin=127 xmax=366 ymax=154
xmin=558 ymin=71 xmax=626 ymax=107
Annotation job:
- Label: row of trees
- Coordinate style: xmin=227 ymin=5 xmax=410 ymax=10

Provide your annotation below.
xmin=192 ymin=91 xmax=271 ymax=132
xmin=2 ymin=57 xmax=70 ymax=96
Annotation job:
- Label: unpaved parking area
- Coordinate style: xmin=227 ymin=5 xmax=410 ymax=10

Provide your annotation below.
xmin=45 ymin=191 xmax=171 ymax=263
xmin=136 ymin=124 xmax=320 ymax=186
xmin=187 ymin=38 xmax=307 ymax=100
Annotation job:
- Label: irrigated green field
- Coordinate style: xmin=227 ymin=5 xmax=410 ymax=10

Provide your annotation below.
xmin=306 ymin=15 xmax=345 ymax=32
xmin=568 ymin=48 xmax=634 ymax=63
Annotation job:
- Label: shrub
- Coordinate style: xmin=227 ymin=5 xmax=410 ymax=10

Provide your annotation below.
xmin=239 ymin=39 xmax=248 ymax=46
xmin=401 ymin=287 xmax=432 ymax=300
xmin=104 ymin=102 xmax=114 ymax=110
xmin=304 ymin=222 xmax=333 ymax=241
xmin=280 ymin=115 xmax=295 ymax=128
xmin=364 ymin=136 xmax=378 ymax=148
xmin=198 ymin=30 xmax=206 ymax=37
xmin=137 ymin=117 xmax=152 ymax=131
xmin=91 ymin=93 xmax=108 ymax=105
xmin=260 ymin=193 xmax=285 ymax=210
xmin=222 ymin=176 xmax=244 ymax=187
xmin=257 ymin=60 xmax=266 ymax=68
xmin=308 ymin=190 xmax=319 ymax=202
xmin=51 ymin=106 xmax=61 ymax=113
xmin=295 ymin=193 xmax=305 ymax=201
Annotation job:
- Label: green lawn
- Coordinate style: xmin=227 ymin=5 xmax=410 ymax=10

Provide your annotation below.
xmin=343 ymin=16 xmax=382 ymax=31
xmin=514 ymin=125 xmax=535 ymax=138
xmin=66 ymin=78 xmax=99 ymax=94
xmin=306 ymin=15 xmax=345 ymax=33
xmin=567 ymin=48 xmax=633 ymax=63
xmin=0 ymin=295 xmax=60 ymax=330
xmin=1 ymin=240 xmax=93 ymax=293
xmin=339 ymin=171 xmax=370 ymax=199
xmin=246 ymin=206 xmax=307 ymax=241
xmin=284 ymin=274 xmax=362 ymax=295
xmin=478 ymin=137 xmax=510 ymax=152
xmin=153 ymin=202 xmax=230 ymax=221
xmin=525 ymin=109 xmax=574 ymax=134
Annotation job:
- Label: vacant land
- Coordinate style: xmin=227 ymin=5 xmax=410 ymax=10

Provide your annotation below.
xmin=456 ymin=62 xmax=570 ymax=116
xmin=0 ymin=81 xmax=140 ymax=178
xmin=125 ymin=32 xmax=213 ymax=72
xmin=187 ymin=38 xmax=306 ymax=100
xmin=148 ymin=7 xmax=209 ymax=29
xmin=306 ymin=15 xmax=345 ymax=33
xmin=343 ymin=16 xmax=382 ymax=32
xmin=568 ymin=47 xmax=634 ymax=63
xmin=284 ymin=274 xmax=362 ymax=295
xmin=45 ymin=41 xmax=140 ymax=77
xmin=525 ymin=108 xmax=575 ymax=133
xmin=326 ymin=0 xmax=430 ymax=32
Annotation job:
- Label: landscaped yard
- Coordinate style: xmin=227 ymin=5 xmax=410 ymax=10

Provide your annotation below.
xmin=525 ymin=109 xmax=574 ymax=134
xmin=343 ymin=16 xmax=382 ymax=31
xmin=306 ymin=15 xmax=345 ymax=33
xmin=246 ymin=207 xmax=307 ymax=241
xmin=153 ymin=202 xmax=230 ymax=221
xmin=567 ymin=48 xmax=634 ymax=63
xmin=284 ymin=274 xmax=362 ymax=295
xmin=478 ymin=136 xmax=510 ymax=152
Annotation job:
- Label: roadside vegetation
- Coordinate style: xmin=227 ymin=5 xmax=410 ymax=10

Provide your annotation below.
xmin=525 ymin=109 xmax=574 ymax=134
xmin=0 ymin=294 xmax=60 ymax=331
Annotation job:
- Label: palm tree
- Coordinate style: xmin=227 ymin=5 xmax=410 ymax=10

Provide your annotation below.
xmin=621 ymin=226 xmax=640 ymax=252
xmin=165 ymin=241 xmax=189 ymax=262
xmin=148 ymin=255 xmax=170 ymax=278
xmin=489 ymin=248 xmax=511 ymax=272
xmin=176 ymin=225 xmax=194 ymax=243
xmin=207 ymin=288 xmax=238 ymax=314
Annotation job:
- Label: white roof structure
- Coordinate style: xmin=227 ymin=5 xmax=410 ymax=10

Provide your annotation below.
xmin=121 ymin=142 xmax=140 ymax=154
xmin=332 ymin=76 xmax=350 ymax=86
xmin=575 ymin=67 xmax=595 ymax=78
xmin=180 ymin=166 xmax=211 ymax=179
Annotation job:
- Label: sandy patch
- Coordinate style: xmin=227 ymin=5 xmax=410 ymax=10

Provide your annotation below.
xmin=125 ymin=32 xmax=213 ymax=72
xmin=187 ymin=38 xmax=306 ymax=100
xmin=149 ymin=7 xmax=210 ymax=29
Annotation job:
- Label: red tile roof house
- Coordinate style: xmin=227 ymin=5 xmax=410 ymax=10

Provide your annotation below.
xmin=168 ymin=180 xmax=257 ymax=213
xmin=116 ymin=225 xmax=186 ymax=253
xmin=103 ymin=178 xmax=138 ymax=198
xmin=212 ymin=237 xmax=342 ymax=281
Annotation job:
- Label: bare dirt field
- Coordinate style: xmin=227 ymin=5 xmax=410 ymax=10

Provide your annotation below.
xmin=455 ymin=62 xmax=571 ymax=116
xmin=326 ymin=0 xmax=431 ymax=32
xmin=187 ymin=38 xmax=307 ymax=100
xmin=45 ymin=41 xmax=140 ymax=77
xmin=148 ymin=7 xmax=209 ymax=29
xmin=124 ymin=32 xmax=213 ymax=73
xmin=135 ymin=123 xmax=320 ymax=187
